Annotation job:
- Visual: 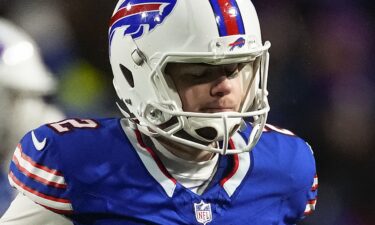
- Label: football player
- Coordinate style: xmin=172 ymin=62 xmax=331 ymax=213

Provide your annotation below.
xmin=0 ymin=1 xmax=317 ymax=224
xmin=0 ymin=18 xmax=65 ymax=216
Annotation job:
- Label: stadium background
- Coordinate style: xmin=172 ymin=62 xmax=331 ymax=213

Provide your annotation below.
xmin=1 ymin=0 xmax=374 ymax=224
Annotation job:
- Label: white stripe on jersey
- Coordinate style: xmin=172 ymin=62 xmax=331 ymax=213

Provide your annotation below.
xmin=8 ymin=172 xmax=72 ymax=212
xmin=312 ymin=175 xmax=318 ymax=191
xmin=120 ymin=121 xmax=177 ymax=198
xmin=264 ymin=124 xmax=295 ymax=136
xmin=304 ymin=199 xmax=317 ymax=215
xmin=222 ymin=133 xmax=251 ymax=197
xmin=13 ymin=146 xmax=66 ymax=187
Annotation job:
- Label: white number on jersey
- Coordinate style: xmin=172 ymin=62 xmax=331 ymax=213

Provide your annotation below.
xmin=48 ymin=119 xmax=99 ymax=133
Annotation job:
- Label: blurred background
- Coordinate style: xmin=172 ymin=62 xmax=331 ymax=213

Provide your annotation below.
xmin=0 ymin=0 xmax=374 ymax=224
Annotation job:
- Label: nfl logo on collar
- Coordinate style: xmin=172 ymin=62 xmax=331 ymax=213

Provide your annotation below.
xmin=194 ymin=200 xmax=213 ymax=225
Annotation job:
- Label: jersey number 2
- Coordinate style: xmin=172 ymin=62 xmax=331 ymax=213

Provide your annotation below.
xmin=48 ymin=119 xmax=99 ymax=133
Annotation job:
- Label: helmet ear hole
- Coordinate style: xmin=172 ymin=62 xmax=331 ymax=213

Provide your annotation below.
xmin=119 ymin=64 xmax=134 ymax=88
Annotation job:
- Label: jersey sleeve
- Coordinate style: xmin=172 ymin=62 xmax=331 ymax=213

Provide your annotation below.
xmin=0 ymin=193 xmax=73 ymax=225
xmin=7 ymin=126 xmax=73 ymax=215
xmin=281 ymin=141 xmax=318 ymax=224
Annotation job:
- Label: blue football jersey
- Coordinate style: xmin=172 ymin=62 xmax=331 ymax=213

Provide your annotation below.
xmin=8 ymin=118 xmax=317 ymax=225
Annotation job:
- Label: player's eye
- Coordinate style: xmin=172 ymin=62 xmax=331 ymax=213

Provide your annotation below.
xmin=185 ymin=72 xmax=210 ymax=83
xmin=224 ymin=64 xmax=241 ymax=79
xmin=227 ymin=70 xmax=239 ymax=79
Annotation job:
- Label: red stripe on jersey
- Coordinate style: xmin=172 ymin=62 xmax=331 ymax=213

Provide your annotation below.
xmin=39 ymin=204 xmax=73 ymax=215
xmin=110 ymin=3 xmax=162 ymax=27
xmin=311 ymin=183 xmax=318 ymax=191
xmin=134 ymin=130 xmax=177 ymax=184
xmin=9 ymin=171 xmax=71 ymax=204
xmin=220 ymin=139 xmax=239 ymax=186
xmin=304 ymin=210 xmax=313 ymax=216
xmin=18 ymin=144 xmax=63 ymax=176
xmin=308 ymin=199 xmax=317 ymax=205
xmin=217 ymin=0 xmax=239 ymax=35
xmin=304 ymin=199 xmax=317 ymax=215
xmin=12 ymin=155 xmax=67 ymax=189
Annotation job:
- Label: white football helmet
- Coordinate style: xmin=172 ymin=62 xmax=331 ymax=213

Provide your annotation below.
xmin=109 ymin=0 xmax=271 ymax=154
xmin=0 ymin=18 xmax=64 ymax=170
xmin=0 ymin=18 xmax=56 ymax=94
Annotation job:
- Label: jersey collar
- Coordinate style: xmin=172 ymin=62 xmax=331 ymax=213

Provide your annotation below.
xmin=121 ymin=119 xmax=251 ymax=198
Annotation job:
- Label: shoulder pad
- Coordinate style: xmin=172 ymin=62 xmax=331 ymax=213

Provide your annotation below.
xmin=7 ymin=118 xmax=111 ymax=214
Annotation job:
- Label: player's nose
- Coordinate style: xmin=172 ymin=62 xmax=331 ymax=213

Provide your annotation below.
xmin=210 ymin=75 xmax=233 ymax=97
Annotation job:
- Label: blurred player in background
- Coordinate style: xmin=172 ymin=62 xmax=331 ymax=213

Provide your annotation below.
xmin=0 ymin=18 xmax=65 ymax=215
xmin=0 ymin=1 xmax=317 ymax=224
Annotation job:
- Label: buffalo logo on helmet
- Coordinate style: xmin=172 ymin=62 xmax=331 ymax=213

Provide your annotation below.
xmin=228 ymin=37 xmax=245 ymax=51
xmin=109 ymin=0 xmax=177 ymax=44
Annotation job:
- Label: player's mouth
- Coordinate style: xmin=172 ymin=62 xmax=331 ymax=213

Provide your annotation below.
xmin=201 ymin=107 xmax=237 ymax=113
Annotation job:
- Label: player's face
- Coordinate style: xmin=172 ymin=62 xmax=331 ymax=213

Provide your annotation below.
xmin=165 ymin=63 xmax=244 ymax=113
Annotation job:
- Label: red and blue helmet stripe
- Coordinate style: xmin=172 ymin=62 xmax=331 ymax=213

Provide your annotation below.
xmin=208 ymin=0 xmax=245 ymax=36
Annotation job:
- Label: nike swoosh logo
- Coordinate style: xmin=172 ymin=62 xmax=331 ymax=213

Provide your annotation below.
xmin=31 ymin=131 xmax=47 ymax=151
